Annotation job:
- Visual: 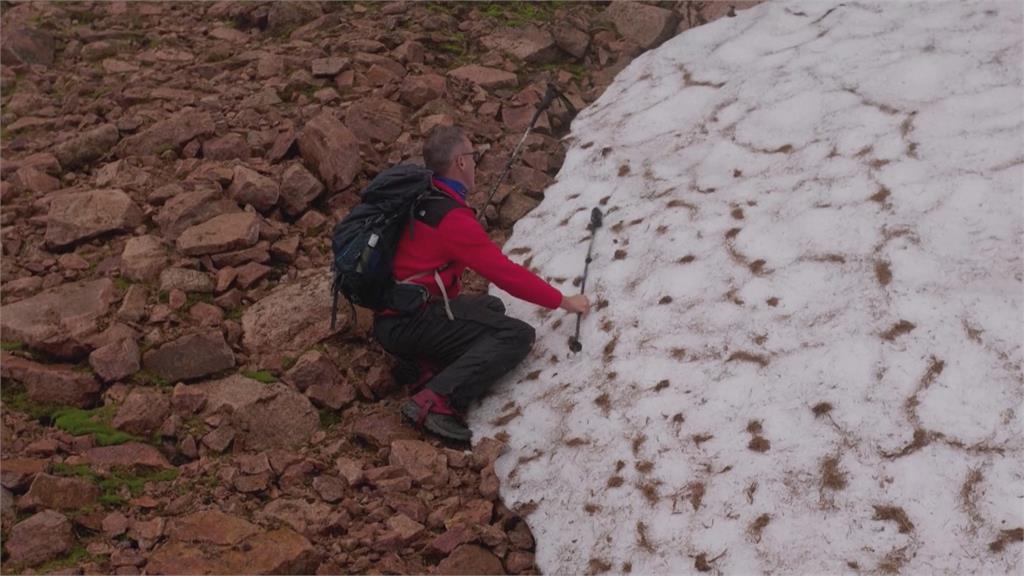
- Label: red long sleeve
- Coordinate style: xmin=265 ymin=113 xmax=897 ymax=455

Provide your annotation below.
xmin=438 ymin=209 xmax=564 ymax=309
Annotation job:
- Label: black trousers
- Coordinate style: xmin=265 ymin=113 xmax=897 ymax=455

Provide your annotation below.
xmin=373 ymin=295 xmax=536 ymax=412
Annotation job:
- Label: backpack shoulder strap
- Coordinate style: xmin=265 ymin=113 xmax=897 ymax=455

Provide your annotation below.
xmin=414 ymin=191 xmax=462 ymax=228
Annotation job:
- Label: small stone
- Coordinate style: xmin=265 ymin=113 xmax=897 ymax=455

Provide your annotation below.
xmin=279 ymin=164 xmax=324 ymax=217
xmin=176 ymin=212 xmax=261 ymax=257
xmin=227 ymin=165 xmax=279 ymax=213
xmin=448 ymin=65 xmax=518 ymax=90
xmin=505 ymin=551 xmax=535 ymax=574
xmin=112 ymin=387 xmax=170 ymax=435
xmin=202 ymin=133 xmax=250 ymax=161
xmin=311 ymin=56 xmax=349 ymax=77
xmin=312 ymin=476 xmax=346 ymax=503
xmin=121 ymin=235 xmax=168 ymax=282
xmin=437 ymin=544 xmax=505 ymax=575
xmin=142 ymin=330 xmax=235 ymax=382
xmin=159 ymin=267 xmax=214 ymax=293
xmin=89 ymin=337 xmax=141 ymax=383
xmin=102 ymin=511 xmax=130 ymax=537
xmin=234 ymin=261 xmax=272 ymax=289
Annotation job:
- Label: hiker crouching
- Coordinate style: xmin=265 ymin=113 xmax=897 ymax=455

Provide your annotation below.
xmin=372 ymin=125 xmax=590 ymax=441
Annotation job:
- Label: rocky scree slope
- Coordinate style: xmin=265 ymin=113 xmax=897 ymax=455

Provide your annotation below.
xmin=0 ymin=1 xmax=753 ymax=573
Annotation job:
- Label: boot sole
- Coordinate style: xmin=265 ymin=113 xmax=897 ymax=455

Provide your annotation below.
xmin=401 ymin=402 xmax=472 ymax=442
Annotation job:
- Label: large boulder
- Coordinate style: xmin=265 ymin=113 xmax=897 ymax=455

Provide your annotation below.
xmin=0 ymin=353 xmax=101 ymax=407
xmin=0 ymin=278 xmax=117 ymax=359
xmin=605 ymin=2 xmax=678 ymax=49
xmin=116 ymin=109 xmax=215 ymax=157
xmin=241 ymin=268 xmax=342 ymax=361
xmin=154 ymin=184 xmax=238 ymax=240
xmin=176 ymin=211 xmax=261 ymax=256
xmin=142 ymin=330 xmax=235 ymax=383
xmin=4 ymin=510 xmax=73 ymax=567
xmin=227 ymin=165 xmax=279 ymax=213
xmin=296 ymin=112 xmax=361 ymax=193
xmin=52 ymin=124 xmax=120 ymax=170
xmin=45 ymin=189 xmax=143 ymax=249
xmin=193 ymin=375 xmax=319 ymax=450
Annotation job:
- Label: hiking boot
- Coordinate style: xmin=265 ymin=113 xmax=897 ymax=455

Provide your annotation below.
xmin=401 ymin=389 xmax=471 ymax=442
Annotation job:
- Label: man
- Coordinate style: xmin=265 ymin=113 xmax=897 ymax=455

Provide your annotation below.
xmin=374 ymin=125 xmax=591 ymax=441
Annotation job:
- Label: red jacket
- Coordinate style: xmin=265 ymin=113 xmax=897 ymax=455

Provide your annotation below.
xmin=391 ymin=178 xmax=563 ymax=310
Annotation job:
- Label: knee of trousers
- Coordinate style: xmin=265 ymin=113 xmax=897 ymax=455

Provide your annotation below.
xmin=505 ymin=320 xmax=535 ymax=355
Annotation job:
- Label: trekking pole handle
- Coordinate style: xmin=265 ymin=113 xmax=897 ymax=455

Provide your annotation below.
xmin=569 ymin=207 xmax=603 ymax=353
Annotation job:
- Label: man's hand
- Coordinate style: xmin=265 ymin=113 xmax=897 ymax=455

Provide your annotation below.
xmin=560 ymin=294 xmax=591 ymax=315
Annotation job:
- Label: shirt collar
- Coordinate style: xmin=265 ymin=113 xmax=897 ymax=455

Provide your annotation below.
xmin=433 ymin=176 xmax=468 ymax=201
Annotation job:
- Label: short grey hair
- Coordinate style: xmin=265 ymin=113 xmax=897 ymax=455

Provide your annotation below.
xmin=423 ymin=125 xmax=466 ymax=174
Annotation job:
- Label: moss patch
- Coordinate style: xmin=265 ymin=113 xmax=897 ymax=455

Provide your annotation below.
xmin=133 ymin=369 xmax=170 ymax=387
xmin=1 ymin=340 xmax=25 ymax=352
xmin=1 ymin=385 xmax=62 ymax=420
xmin=53 ymin=406 xmax=137 ymax=446
xmin=319 ymin=408 xmax=343 ymax=429
xmin=480 ymin=1 xmax=562 ymax=26
xmin=35 ymin=545 xmax=102 ymax=574
xmin=53 ymin=462 xmax=179 ymax=508
xmin=241 ymin=370 xmax=277 ymax=383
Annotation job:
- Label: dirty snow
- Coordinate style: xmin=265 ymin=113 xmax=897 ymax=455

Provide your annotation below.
xmin=471 ymin=1 xmax=1024 ymax=574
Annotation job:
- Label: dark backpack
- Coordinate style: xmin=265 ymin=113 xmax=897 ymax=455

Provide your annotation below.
xmin=330 ymin=164 xmax=459 ymax=329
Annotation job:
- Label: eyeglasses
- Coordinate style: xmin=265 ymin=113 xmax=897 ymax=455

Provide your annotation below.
xmin=458 ymin=151 xmax=481 ymax=163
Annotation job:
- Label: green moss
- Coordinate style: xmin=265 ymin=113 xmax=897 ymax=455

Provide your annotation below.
xmin=186 ymin=292 xmax=214 ymax=308
xmin=319 ymin=408 xmax=342 ymax=429
xmin=241 ymin=370 xmax=277 ymax=383
xmin=480 ymin=1 xmax=562 ymax=27
xmin=113 ymin=277 xmax=132 ymax=291
xmin=1 ymin=385 xmax=61 ymax=420
xmin=98 ymin=468 xmax=179 ymax=498
xmin=1 ymin=340 xmax=24 ymax=351
xmin=36 ymin=545 xmax=101 ymax=574
xmin=226 ymin=306 xmax=245 ymax=321
xmin=53 ymin=407 xmax=137 ymax=446
xmin=54 ymin=461 xmax=179 ymax=508
xmin=538 ymin=60 xmax=587 ymax=80
xmin=281 ymin=356 xmax=298 ymax=371
xmin=133 ymin=369 xmax=170 ymax=388
xmin=52 ymin=463 xmax=100 ymax=482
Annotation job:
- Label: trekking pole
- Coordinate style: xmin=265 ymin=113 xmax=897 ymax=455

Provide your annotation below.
xmin=477 ymin=83 xmax=576 ymax=226
xmin=569 ymin=207 xmax=603 ymax=353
